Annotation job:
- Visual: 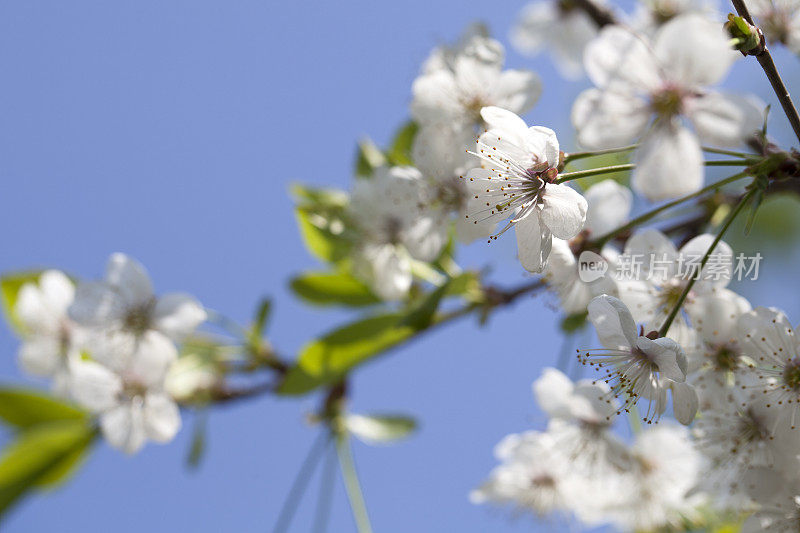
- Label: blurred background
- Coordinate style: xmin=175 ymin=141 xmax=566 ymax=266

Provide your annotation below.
xmin=1 ymin=1 xmax=800 ymax=531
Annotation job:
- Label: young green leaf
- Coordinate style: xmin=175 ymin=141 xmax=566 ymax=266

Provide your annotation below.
xmin=386 ymin=121 xmax=418 ymax=166
xmin=400 ymin=278 xmax=452 ymax=329
xmin=278 ymin=313 xmax=415 ymax=395
xmin=345 ymin=414 xmax=417 ymax=445
xmin=0 ymin=389 xmax=87 ymax=430
xmin=290 ymin=271 xmax=380 ymax=307
xmin=1 ymin=272 xmax=44 ymax=335
xmin=355 ymin=138 xmax=386 ymax=177
xmin=0 ymin=420 xmax=96 ymax=520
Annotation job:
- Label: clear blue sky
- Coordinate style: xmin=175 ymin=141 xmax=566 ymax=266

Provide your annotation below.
xmin=1 ymin=1 xmax=799 ymax=532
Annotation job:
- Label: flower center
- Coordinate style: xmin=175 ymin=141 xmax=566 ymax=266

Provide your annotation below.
xmin=783 ymin=358 xmax=800 ymax=392
xmin=658 ymin=279 xmax=687 ymax=311
xmin=124 ymin=302 xmax=154 ymax=335
xmin=650 ymin=86 xmax=684 ymax=118
xmin=529 ymin=473 xmax=556 ymax=489
xmin=711 ymin=345 xmax=739 ymax=372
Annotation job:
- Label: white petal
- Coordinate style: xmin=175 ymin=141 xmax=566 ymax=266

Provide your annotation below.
xmin=655 ymin=14 xmax=738 ymax=87
xmin=402 ymin=215 xmax=448 ymax=262
xmin=357 ymin=244 xmax=412 ymax=301
xmin=143 ymin=392 xmax=181 ymax=443
xmin=583 ymin=180 xmax=633 ymax=236
xmin=38 ymin=270 xmax=75 ymax=315
xmin=410 ymin=70 xmax=461 ymax=125
xmin=105 ymin=253 xmax=154 ymax=308
xmin=15 ymin=284 xmax=57 ymax=334
xmin=68 ymin=281 xmax=126 ymax=328
xmin=532 ymin=367 xmax=575 ymax=419
xmin=17 ymin=338 xmax=62 ymax=377
xmin=69 ymin=359 xmax=123 ymax=413
xmin=572 ymin=88 xmax=651 ymax=149
xmin=637 ymin=336 xmax=686 ymax=382
xmin=584 ymin=25 xmax=661 ymax=91
xmin=490 ymin=69 xmax=541 ymax=115
xmin=127 ymin=331 xmax=179 ymax=388
xmin=515 ymin=213 xmax=553 ymax=273
xmin=688 ymin=92 xmax=765 ymax=147
xmin=679 ymin=233 xmax=733 ymax=289
xmin=587 ymin=295 xmax=638 ymax=350
xmin=100 ymin=401 xmax=147 ymax=454
xmin=152 ymin=293 xmax=206 ymax=341
xmin=539 ymin=184 xmax=588 ymax=239
xmin=671 ymin=382 xmax=698 ymax=425
xmin=527 ymin=126 xmax=560 ymax=168
xmin=632 ymin=122 xmax=703 ymax=201
xmin=686 ymin=288 xmax=751 ymax=344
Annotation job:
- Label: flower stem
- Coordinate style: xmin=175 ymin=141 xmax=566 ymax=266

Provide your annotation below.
xmin=336 ymin=434 xmax=373 ymax=533
xmin=731 ymin=0 xmax=800 ymax=145
xmin=564 ymin=145 xmax=637 ymax=164
xmin=591 ymin=172 xmax=751 ymax=248
xmin=704 ymin=158 xmax=758 ymax=166
xmin=702 ymin=146 xmax=753 ymax=158
xmin=657 ymin=188 xmax=755 ymax=337
xmin=556 ymin=164 xmax=635 ymax=183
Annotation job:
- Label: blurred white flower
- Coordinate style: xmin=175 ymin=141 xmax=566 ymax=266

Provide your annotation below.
xmin=14 ymin=270 xmax=83 ymax=396
xmin=750 ymin=0 xmax=800 ymax=54
xmin=465 ymin=106 xmax=587 ymax=272
xmin=582 ymin=294 xmax=696 ymax=424
xmin=511 ymin=0 xmax=603 ymax=79
xmin=572 ymin=14 xmax=764 ymax=200
xmin=349 ymin=166 xmax=447 ymax=300
xmin=69 ymin=253 xmax=206 ymax=368
xmin=582 ymin=179 xmax=632 ymax=237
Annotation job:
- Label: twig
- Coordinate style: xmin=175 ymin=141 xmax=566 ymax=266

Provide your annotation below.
xmin=572 ymin=0 xmax=617 ymax=27
xmin=731 ymin=0 xmax=800 ymax=145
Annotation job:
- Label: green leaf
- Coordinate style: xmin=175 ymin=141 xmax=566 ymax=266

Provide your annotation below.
xmin=0 ymin=420 xmax=95 ymax=519
xmin=0 ymin=389 xmax=87 ymax=430
xmin=186 ymin=413 xmax=207 ymax=470
xmin=295 ymin=207 xmax=352 ymax=264
xmin=386 ymin=121 xmax=418 ymax=166
xmin=290 ymin=271 xmax=380 ymax=307
xmin=560 ymin=312 xmax=588 ymax=333
xmin=1 ymin=272 xmax=44 ymax=335
xmin=401 ymin=278 xmax=452 ymax=329
xmin=345 ymin=414 xmax=417 ymax=445
xmin=278 ymin=313 xmax=416 ymax=395
xmin=355 ymin=138 xmax=386 ymax=177
xmin=444 ymin=272 xmax=480 ymax=298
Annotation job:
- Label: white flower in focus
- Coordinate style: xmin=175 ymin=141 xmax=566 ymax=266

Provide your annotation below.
xmin=14 ymin=270 xmax=82 ymax=396
xmin=349 ymin=166 xmax=448 ymax=300
xmin=572 ymin=14 xmax=764 ymax=200
xmin=470 ymin=430 xmax=573 ymax=516
xmin=511 ymin=0 xmax=603 ymax=79
xmin=411 ymin=43 xmax=541 ymax=129
xmin=605 ymin=425 xmax=703 ymax=531
xmin=465 ymin=107 xmax=588 ymax=272
xmin=581 ymin=294 xmax=697 ymax=424
xmin=750 ymin=0 xmax=800 ymax=54
xmin=583 ymin=179 xmax=633 ymax=237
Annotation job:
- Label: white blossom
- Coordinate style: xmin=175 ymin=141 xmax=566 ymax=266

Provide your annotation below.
xmin=572 ymin=14 xmax=764 ymax=200
xmin=349 ymin=166 xmax=448 ymax=300
xmin=511 ymin=0 xmax=602 ymax=79
xmin=581 ymin=294 xmax=697 ymax=424
xmin=750 ymin=0 xmax=800 ymax=54
xmin=14 ymin=270 xmax=83 ymax=396
xmin=465 ymin=106 xmax=588 ymax=272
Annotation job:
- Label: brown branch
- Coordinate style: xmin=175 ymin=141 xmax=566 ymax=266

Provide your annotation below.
xmin=731 ymin=0 xmax=800 ymax=145
xmin=572 ymin=0 xmax=617 ymax=27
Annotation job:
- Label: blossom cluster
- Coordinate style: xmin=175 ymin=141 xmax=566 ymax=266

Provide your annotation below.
xmin=13 ymin=254 xmax=207 ymax=454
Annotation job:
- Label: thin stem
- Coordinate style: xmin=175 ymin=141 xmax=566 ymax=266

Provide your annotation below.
xmin=704 ymin=158 xmax=757 ymax=166
xmin=556 ymin=164 xmax=635 ymax=183
xmin=731 ymin=0 xmax=800 ymax=145
xmin=556 ymin=159 xmax=749 ymax=184
xmin=312 ymin=442 xmax=337 ymax=533
xmin=702 ymin=146 xmax=753 ymax=158
xmin=591 ymin=172 xmax=750 ymax=247
xmin=572 ymin=0 xmax=617 ymax=27
xmin=336 ymin=434 xmax=373 ymax=533
xmin=272 ymin=431 xmax=330 ymax=533
xmin=657 ymin=189 xmax=755 ymax=337
xmin=564 ymin=145 xmax=637 ymax=164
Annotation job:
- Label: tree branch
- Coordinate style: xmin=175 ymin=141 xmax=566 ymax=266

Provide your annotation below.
xmin=731 ymin=0 xmax=800 ymax=145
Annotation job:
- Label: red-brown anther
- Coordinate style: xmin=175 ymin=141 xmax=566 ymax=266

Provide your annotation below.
xmin=645 ymin=331 xmax=660 ymax=340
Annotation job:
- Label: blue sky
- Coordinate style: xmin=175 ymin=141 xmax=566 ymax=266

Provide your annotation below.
xmin=1 ymin=1 xmax=800 ymax=532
